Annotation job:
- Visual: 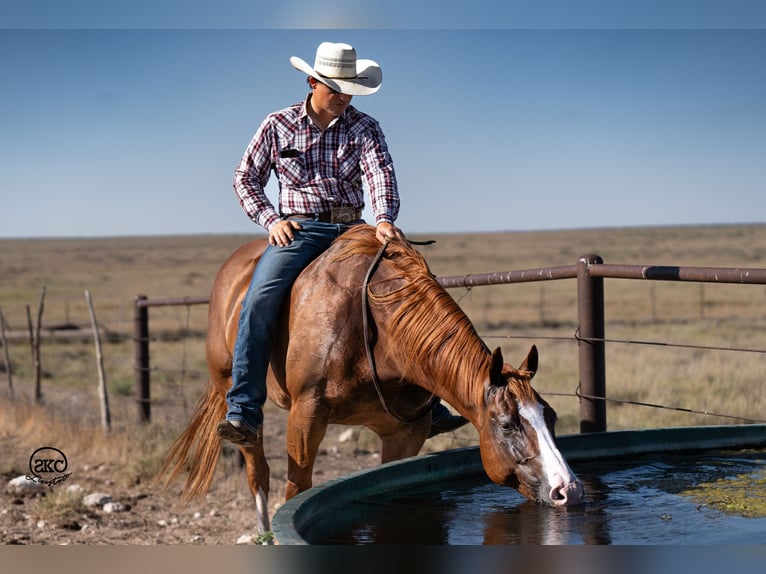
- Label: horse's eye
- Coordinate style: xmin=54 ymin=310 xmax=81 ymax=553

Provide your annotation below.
xmin=497 ymin=417 xmax=517 ymax=433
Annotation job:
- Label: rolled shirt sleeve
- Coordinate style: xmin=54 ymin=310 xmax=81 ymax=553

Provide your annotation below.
xmin=361 ymin=120 xmax=399 ymax=225
xmin=233 ymin=119 xmax=282 ymax=230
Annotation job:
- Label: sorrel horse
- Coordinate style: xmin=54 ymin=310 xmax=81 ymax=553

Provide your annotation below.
xmin=158 ymin=224 xmax=584 ymax=535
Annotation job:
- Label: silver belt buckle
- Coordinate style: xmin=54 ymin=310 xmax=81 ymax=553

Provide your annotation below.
xmin=330 ymin=206 xmax=356 ymax=223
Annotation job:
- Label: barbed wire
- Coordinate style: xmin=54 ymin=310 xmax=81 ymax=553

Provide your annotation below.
xmin=483 ymin=329 xmax=766 ymax=355
xmin=137 ymin=305 xmax=766 ymax=427
xmin=484 ymin=328 xmax=766 ymax=424
xmin=573 ymin=328 xmax=766 ymax=355
xmin=537 ymin=388 xmax=766 ymax=425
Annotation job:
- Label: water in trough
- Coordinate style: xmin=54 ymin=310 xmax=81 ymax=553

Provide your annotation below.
xmin=299 ymin=448 xmax=766 ymax=544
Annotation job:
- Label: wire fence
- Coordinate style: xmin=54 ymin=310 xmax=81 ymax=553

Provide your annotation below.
xmin=131 ymin=254 xmax=766 ymax=432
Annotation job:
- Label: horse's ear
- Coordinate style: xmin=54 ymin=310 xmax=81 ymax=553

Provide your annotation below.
xmin=490 ymin=347 xmax=504 ymax=382
xmin=484 ymin=347 xmax=506 ymax=403
xmin=518 ymin=345 xmax=538 ymax=378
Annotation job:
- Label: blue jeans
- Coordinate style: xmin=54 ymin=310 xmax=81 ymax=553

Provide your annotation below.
xmin=225 ymin=218 xmax=358 ymax=433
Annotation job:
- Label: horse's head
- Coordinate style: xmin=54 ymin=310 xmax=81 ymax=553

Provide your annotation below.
xmin=478 ymin=345 xmax=584 ymax=507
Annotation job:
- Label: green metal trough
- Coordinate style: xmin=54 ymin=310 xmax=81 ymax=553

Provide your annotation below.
xmin=272 ymin=424 xmax=766 ymax=545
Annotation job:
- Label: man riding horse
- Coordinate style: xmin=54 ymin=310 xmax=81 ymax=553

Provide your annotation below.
xmin=217 ymin=41 xmax=466 ymax=447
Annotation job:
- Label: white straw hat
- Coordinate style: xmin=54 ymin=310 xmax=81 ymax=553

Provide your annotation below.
xmin=290 ymin=42 xmax=382 ymax=96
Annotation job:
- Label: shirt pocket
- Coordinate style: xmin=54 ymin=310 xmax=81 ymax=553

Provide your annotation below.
xmin=277 ymin=155 xmax=307 ymax=186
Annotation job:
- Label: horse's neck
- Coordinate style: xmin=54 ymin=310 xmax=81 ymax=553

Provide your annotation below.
xmin=373 ymin=272 xmax=490 ymax=426
xmin=427 ymin=368 xmax=486 ymax=427
xmin=326 ymin=231 xmax=490 ymax=424
xmin=400 ymin=342 xmax=488 ymax=426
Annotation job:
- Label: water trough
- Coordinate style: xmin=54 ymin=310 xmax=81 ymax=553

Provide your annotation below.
xmin=272 ymin=424 xmax=766 ymax=545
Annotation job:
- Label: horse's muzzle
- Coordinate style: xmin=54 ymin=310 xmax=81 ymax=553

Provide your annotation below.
xmin=549 ymin=479 xmax=585 ymax=506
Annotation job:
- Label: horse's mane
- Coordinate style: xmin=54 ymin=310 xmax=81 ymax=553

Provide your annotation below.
xmin=331 ymin=226 xmax=494 ymax=399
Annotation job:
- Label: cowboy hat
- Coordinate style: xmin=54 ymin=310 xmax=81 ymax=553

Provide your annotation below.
xmin=290 ymin=42 xmax=382 ymax=96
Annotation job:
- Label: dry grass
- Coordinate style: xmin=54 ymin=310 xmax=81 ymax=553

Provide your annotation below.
xmin=0 ymin=395 xmax=182 ymax=488
xmin=1 ymin=224 xmax=765 ymax=447
xmin=1 ymin=225 xmax=764 ymax=546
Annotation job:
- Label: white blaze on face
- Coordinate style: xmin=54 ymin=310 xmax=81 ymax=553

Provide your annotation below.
xmin=517 ymin=400 xmax=578 ymax=490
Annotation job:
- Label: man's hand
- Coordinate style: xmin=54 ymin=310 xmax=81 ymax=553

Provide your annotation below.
xmin=269 ymin=219 xmax=303 ymax=246
xmin=376 ymin=221 xmax=406 ymax=244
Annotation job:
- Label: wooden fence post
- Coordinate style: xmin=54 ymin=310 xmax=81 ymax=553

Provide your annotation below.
xmin=0 ymin=308 xmax=13 ymax=399
xmin=86 ymin=290 xmax=111 ymax=432
xmin=26 ymin=286 xmax=46 ymax=403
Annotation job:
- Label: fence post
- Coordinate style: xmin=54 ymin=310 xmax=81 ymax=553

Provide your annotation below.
xmin=577 ymin=254 xmax=606 ymax=433
xmin=134 ymin=295 xmax=151 ymax=423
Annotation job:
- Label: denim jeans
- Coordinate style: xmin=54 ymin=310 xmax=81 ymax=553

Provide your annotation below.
xmin=225 ymin=218 xmax=358 ymax=433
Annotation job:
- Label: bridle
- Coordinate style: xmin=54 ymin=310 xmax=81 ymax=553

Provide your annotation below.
xmin=361 ymin=239 xmax=436 ymax=423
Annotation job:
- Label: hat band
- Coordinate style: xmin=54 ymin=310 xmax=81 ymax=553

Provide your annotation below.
xmin=315 ymin=55 xmax=357 ymax=79
xmin=316 ymin=71 xmax=370 ymax=83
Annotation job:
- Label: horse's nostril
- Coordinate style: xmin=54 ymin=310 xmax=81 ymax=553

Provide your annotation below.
xmin=549 ymin=485 xmax=568 ymax=506
xmin=550 ymin=480 xmax=585 ymax=506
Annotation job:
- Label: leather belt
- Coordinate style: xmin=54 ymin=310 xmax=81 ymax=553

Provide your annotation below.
xmin=286 ymin=206 xmax=362 ymax=224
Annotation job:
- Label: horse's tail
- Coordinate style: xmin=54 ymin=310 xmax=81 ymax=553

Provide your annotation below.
xmin=155 ymin=380 xmax=227 ymax=502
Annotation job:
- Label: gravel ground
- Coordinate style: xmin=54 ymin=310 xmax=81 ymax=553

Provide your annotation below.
xmin=0 ymin=417 xmax=387 ymax=545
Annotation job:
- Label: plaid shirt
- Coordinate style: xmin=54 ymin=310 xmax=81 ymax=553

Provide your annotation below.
xmin=234 ymin=95 xmax=399 ymax=230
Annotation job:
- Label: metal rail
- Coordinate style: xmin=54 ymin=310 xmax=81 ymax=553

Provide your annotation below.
xmin=133 ymin=256 xmax=766 ymax=429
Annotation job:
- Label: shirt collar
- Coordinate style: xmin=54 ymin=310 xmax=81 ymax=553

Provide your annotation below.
xmin=302 ymin=93 xmax=350 ymax=130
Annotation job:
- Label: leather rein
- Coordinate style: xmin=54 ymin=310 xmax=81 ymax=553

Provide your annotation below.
xmin=361 ymin=239 xmax=436 ymax=423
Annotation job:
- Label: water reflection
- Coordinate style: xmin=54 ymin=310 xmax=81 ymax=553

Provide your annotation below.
xmin=482 ymin=476 xmax=611 ymax=545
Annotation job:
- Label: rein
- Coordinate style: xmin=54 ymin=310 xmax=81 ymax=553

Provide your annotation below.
xmin=362 ymin=239 xmax=436 ymax=423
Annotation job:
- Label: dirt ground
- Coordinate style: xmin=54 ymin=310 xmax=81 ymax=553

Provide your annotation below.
xmin=0 ymin=398 xmax=465 ymax=546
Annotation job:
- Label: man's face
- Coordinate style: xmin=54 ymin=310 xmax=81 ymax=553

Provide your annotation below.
xmin=310 ymin=79 xmax=353 ymax=118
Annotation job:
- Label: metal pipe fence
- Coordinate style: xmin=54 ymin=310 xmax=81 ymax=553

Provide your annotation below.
xmin=133 ymin=255 xmax=766 ymax=430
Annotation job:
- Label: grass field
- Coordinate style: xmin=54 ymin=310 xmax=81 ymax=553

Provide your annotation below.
xmin=1 ymin=223 xmax=765 ymax=444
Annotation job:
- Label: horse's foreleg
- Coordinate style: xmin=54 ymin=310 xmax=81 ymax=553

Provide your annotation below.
xmin=239 ymin=434 xmax=271 ymax=536
xmin=284 ymin=402 xmax=329 ymax=500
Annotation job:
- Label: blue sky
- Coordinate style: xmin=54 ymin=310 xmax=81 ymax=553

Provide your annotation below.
xmin=2 ymin=2 xmax=765 ymax=238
